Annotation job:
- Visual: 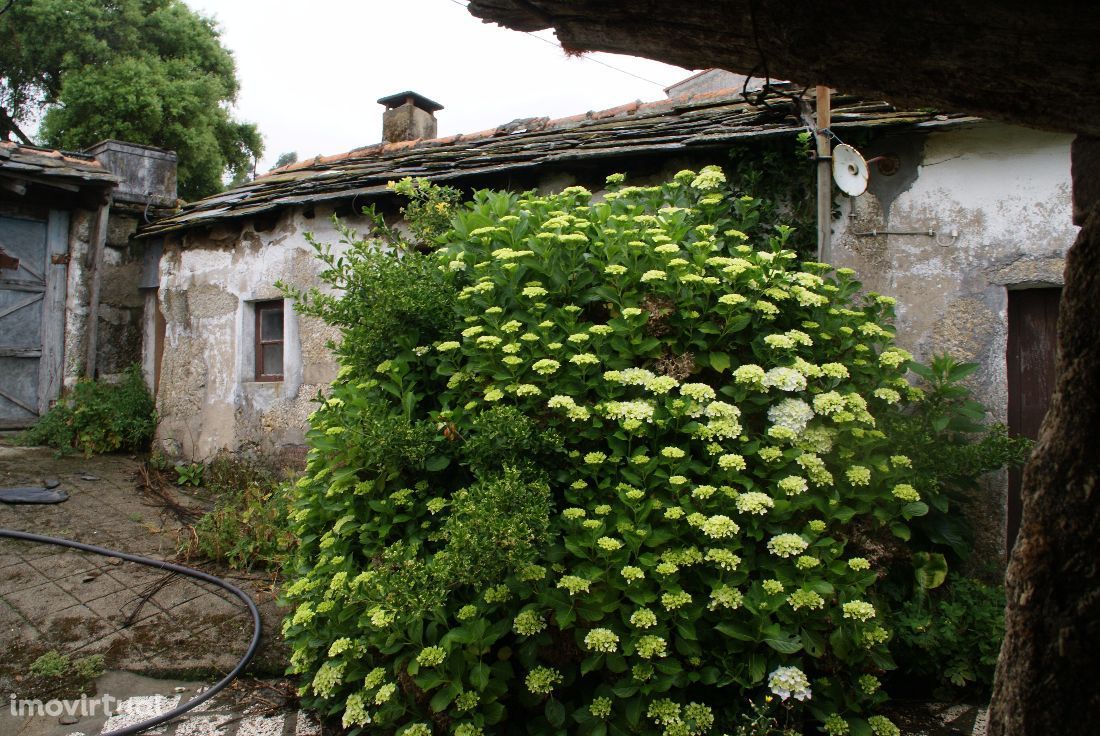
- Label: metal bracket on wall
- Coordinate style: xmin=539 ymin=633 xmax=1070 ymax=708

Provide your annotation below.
xmin=851 ymin=226 xmax=960 ymax=246
xmin=50 ymin=252 xmax=70 ymax=265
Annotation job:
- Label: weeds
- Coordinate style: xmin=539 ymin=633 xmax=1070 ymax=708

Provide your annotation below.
xmin=176 ymin=454 xmax=296 ymax=571
xmin=174 ymin=462 xmax=204 ymax=487
xmin=27 ymin=650 xmax=105 ymax=698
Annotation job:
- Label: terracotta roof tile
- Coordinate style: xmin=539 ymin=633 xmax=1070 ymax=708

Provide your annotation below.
xmin=595 ymin=101 xmax=641 ymax=119
xmin=0 ymin=141 xmax=117 ymax=186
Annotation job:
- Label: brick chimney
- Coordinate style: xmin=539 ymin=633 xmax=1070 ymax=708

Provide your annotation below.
xmin=378 ymin=91 xmax=443 ymax=143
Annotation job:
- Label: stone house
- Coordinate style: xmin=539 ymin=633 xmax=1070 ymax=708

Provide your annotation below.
xmin=140 ymin=73 xmax=1075 ymax=564
xmin=0 ymin=140 xmax=176 ymax=429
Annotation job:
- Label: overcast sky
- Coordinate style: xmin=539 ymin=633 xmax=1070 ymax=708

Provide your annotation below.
xmin=182 ymin=0 xmax=694 ymax=172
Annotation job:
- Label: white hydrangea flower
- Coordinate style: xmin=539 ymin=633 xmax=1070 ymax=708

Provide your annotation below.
xmin=768 ymin=666 xmax=812 ymax=701
xmin=763 ymin=367 xmax=807 ymax=392
xmin=767 ymin=398 xmax=814 ymax=435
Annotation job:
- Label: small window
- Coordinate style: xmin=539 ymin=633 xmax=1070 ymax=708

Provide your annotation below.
xmin=255 ymin=300 xmax=284 ymax=381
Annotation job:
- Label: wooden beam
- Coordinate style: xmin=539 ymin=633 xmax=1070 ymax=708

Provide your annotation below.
xmin=815 ymin=86 xmax=832 ymax=261
xmin=83 ymin=199 xmax=111 ymax=378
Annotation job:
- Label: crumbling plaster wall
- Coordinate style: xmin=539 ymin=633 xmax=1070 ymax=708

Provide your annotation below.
xmin=155 ymin=206 xmax=371 ymax=460
xmin=60 ymin=208 xmax=96 ymax=387
xmin=828 ymin=122 xmax=1076 ymax=568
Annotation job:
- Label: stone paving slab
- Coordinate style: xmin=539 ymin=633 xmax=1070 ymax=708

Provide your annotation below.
xmin=0 ymin=445 xmax=299 ymax=735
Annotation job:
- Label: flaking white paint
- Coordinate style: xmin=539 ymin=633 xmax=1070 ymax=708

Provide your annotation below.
xmin=829 ymin=122 xmax=1076 ymax=567
xmin=155 ymin=209 xmax=372 ymax=459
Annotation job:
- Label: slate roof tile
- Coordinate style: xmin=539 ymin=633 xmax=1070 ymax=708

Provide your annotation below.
xmin=140 ymin=86 xmax=975 ymax=237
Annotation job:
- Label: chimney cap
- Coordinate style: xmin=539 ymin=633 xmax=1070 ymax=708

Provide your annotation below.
xmin=377 ymin=91 xmax=444 ymax=113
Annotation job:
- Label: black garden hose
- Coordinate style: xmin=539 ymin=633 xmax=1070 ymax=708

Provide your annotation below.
xmin=0 ymin=528 xmax=262 ymax=736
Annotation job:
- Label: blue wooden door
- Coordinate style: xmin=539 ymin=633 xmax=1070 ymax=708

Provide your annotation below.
xmin=0 ymin=211 xmax=68 ymax=428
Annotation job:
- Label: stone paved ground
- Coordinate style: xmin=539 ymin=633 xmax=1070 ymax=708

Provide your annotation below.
xmin=0 ymin=443 xmax=314 ymax=736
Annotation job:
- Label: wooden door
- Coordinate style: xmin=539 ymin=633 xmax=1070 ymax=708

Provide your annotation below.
xmin=0 ymin=211 xmax=68 ymax=428
xmin=1006 ymin=287 xmax=1061 ymax=551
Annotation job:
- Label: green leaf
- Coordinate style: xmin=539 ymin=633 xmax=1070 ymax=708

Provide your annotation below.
xmin=849 ymin=718 xmax=873 ymax=736
xmin=748 ymin=652 xmax=767 ymax=683
xmin=469 ymin=662 xmax=490 ymax=690
xmin=833 ymin=506 xmax=857 ymax=523
xmin=430 ymin=683 xmax=460 ymax=712
xmin=913 ymin=551 xmax=949 ymax=589
xmin=624 ymin=696 xmax=644 ymax=728
xmin=763 ymin=633 xmax=803 ymax=654
xmin=890 ymin=522 xmax=912 ymax=541
xmin=801 ymin=627 xmax=826 ymax=658
xmin=580 ymin=654 xmax=603 ymax=675
xmin=708 ymin=351 xmax=731 ymax=372
xmin=698 ymin=666 xmax=721 ymax=685
xmin=611 ymin=684 xmax=639 ymax=698
xmin=554 ymin=606 xmax=576 ymax=628
xmin=925 ymin=514 xmax=973 ymax=558
xmin=605 ymin=654 xmax=628 ymax=673
xmin=545 ymin=699 xmax=566 ymax=727
xmin=829 ymin=628 xmax=851 ymax=660
xmin=483 ymin=701 xmax=506 ymax=724
xmin=675 ymin=620 xmax=698 ymax=641
xmin=726 ymin=314 xmax=752 ymax=332
xmin=903 ymin=501 xmax=929 ymax=519
xmin=715 ymin=622 xmax=754 ymax=641
xmin=425 ymin=455 xmax=451 ymax=471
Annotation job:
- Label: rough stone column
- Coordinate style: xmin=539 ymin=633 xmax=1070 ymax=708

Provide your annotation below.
xmin=989 ymin=135 xmax=1100 ymax=734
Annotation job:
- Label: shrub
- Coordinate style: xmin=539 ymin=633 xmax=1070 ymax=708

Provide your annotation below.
xmin=871 ymin=356 xmax=1026 ymax=697
xmin=891 ymin=578 xmax=1005 ymax=696
xmin=280 ymin=184 xmax=461 ymax=377
xmin=18 ymin=364 xmax=155 ymax=456
xmin=282 ymin=170 xmax=953 ymax=735
xmin=879 ymin=355 xmax=1031 ymax=563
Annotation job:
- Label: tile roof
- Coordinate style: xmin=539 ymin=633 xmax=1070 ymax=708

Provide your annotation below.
xmin=141 ymin=87 xmax=975 ymax=237
xmin=0 ymin=142 xmax=118 ymax=189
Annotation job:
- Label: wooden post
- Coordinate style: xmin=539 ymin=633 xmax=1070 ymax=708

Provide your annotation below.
xmin=84 ymin=196 xmax=111 ymax=378
xmin=816 ymin=86 xmax=832 ymax=261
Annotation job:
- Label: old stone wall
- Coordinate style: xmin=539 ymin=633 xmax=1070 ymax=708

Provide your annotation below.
xmin=154 ymin=206 xmax=372 ymax=460
xmin=827 ymin=122 xmax=1077 ymax=568
xmin=96 ymin=208 xmax=147 ymax=379
xmin=58 ymin=206 xmax=147 ymax=387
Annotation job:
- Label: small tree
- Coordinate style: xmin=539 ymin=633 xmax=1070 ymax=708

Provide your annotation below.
xmin=273 ymin=151 xmax=299 ymax=169
xmin=0 ymin=0 xmax=262 ymax=199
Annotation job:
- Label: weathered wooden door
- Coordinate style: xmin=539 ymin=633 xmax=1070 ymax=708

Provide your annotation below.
xmin=1006 ymin=287 xmax=1062 ymax=551
xmin=0 ymin=211 xmax=68 ymax=428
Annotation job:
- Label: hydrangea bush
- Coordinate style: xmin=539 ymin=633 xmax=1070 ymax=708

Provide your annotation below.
xmin=281 ymin=168 xmax=934 ymax=736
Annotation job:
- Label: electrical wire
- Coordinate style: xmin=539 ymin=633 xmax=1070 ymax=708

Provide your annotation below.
xmin=445 ymin=0 xmax=668 ymax=88
xmin=0 ymin=528 xmax=262 ymax=736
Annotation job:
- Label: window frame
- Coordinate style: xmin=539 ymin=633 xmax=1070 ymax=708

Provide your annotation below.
xmin=254 ymin=299 xmax=285 ymax=382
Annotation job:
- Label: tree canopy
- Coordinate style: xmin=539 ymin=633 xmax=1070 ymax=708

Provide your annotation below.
xmin=0 ymin=0 xmax=262 ymax=200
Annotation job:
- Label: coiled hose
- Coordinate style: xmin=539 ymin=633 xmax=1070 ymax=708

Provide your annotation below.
xmin=0 ymin=528 xmax=262 ymax=736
